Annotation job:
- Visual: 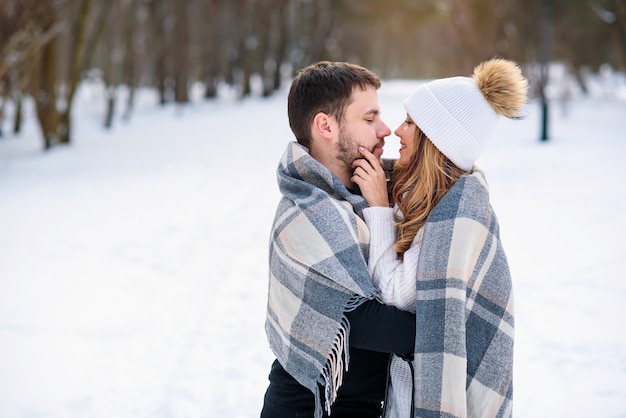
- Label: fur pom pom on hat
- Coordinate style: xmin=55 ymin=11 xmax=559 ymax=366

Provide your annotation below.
xmin=403 ymin=58 xmax=528 ymax=170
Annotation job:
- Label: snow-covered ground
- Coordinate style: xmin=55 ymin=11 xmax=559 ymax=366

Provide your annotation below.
xmin=1 ymin=72 xmax=625 ymax=417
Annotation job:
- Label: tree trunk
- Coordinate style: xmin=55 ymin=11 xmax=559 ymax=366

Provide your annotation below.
xmin=308 ymin=0 xmax=332 ymax=63
xmin=13 ymin=91 xmax=23 ymax=134
xmin=104 ymin=86 xmax=116 ymax=129
xmin=239 ymin=0 xmax=263 ymax=98
xmin=203 ymin=0 xmax=220 ymax=99
xmin=258 ymin=0 xmax=274 ymax=97
xmin=57 ymin=0 xmax=92 ymax=145
xmin=35 ymin=37 xmax=59 ymax=149
xmin=262 ymin=0 xmax=289 ymax=97
xmin=122 ymin=0 xmax=137 ymax=120
xmin=272 ymin=0 xmax=289 ymax=94
xmin=0 ymin=98 xmax=4 ymax=137
xmin=58 ymin=0 xmax=112 ymax=144
xmin=609 ymin=0 xmax=626 ymax=69
xmin=173 ymin=0 xmax=189 ymax=103
xmin=150 ymin=0 xmax=169 ymax=105
xmin=220 ymin=1 xmax=236 ymax=87
xmin=102 ymin=6 xmax=117 ymax=131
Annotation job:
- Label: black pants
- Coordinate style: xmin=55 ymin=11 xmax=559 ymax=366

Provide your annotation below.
xmin=262 ymin=300 xmax=416 ymax=417
xmin=260 ymin=349 xmax=389 ymax=418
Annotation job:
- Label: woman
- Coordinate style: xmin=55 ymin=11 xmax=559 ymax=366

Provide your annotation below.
xmin=351 ymin=58 xmax=528 ymax=418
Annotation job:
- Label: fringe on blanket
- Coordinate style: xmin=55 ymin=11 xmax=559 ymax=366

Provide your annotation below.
xmin=319 ymin=315 xmax=351 ymax=417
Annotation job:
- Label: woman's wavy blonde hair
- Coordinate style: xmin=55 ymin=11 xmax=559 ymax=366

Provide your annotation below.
xmin=391 ymin=126 xmax=466 ymax=258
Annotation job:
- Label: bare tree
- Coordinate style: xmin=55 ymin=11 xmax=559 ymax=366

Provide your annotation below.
xmin=54 ymin=0 xmax=112 ymax=145
xmin=258 ymin=0 xmax=289 ymax=96
xmin=31 ymin=2 xmax=61 ymax=149
xmin=173 ymin=0 xmax=190 ymax=103
xmin=0 ymin=1 xmax=63 ymax=141
xmin=200 ymin=0 xmax=221 ymax=98
xmin=99 ymin=0 xmax=123 ymax=129
xmin=148 ymin=0 xmax=172 ymax=104
xmin=122 ymin=0 xmax=140 ymax=120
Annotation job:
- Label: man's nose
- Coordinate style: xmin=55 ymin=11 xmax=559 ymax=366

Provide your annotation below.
xmin=379 ymin=122 xmax=392 ymax=137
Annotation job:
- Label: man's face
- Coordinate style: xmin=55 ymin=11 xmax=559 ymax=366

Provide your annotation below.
xmin=335 ymin=86 xmax=391 ymax=168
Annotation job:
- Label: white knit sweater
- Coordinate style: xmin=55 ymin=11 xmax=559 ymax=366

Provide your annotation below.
xmin=363 ymin=206 xmax=423 ymax=314
xmin=363 ymin=206 xmax=424 ymax=418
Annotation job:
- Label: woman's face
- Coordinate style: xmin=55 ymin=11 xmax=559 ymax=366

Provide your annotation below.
xmin=394 ymin=114 xmax=418 ymax=166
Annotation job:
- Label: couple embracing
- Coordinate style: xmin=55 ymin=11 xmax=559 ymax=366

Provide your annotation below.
xmin=261 ymin=59 xmax=527 ymax=418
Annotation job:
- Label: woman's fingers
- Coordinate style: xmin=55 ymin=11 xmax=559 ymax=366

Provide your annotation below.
xmin=351 ymin=148 xmax=381 ymax=176
xmin=351 ymin=147 xmax=389 ymax=207
xmin=356 ymin=146 xmax=383 ymax=171
xmin=352 ymin=166 xmax=364 ymax=180
xmin=351 ymin=161 xmax=370 ymax=177
xmin=351 ymin=157 xmax=370 ymax=173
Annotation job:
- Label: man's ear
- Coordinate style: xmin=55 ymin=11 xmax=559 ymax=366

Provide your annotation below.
xmin=313 ymin=112 xmax=333 ymax=140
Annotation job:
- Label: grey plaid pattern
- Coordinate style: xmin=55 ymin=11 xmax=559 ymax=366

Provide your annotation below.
xmin=265 ymin=142 xmax=379 ymax=418
xmin=413 ymin=170 xmax=514 ymax=418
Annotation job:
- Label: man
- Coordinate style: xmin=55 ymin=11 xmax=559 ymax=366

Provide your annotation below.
xmin=261 ymin=61 xmax=417 ymax=418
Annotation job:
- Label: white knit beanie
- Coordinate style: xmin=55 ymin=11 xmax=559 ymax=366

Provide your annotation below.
xmin=403 ymin=59 xmax=528 ymax=171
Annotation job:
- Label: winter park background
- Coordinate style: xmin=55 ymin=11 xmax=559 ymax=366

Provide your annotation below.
xmin=1 ymin=68 xmax=625 ymax=418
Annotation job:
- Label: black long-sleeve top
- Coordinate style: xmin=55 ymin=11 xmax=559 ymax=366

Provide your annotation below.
xmin=260 ymin=299 xmax=416 ymax=418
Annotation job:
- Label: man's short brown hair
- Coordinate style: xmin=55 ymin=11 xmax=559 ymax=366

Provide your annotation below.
xmin=287 ymin=61 xmax=381 ymax=149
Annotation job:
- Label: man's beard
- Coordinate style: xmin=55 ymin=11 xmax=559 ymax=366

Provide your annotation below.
xmin=335 ymin=126 xmax=362 ymax=168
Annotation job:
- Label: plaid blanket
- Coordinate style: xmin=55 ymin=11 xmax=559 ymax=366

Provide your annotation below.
xmin=413 ymin=170 xmax=514 ymax=417
xmin=265 ymin=142 xmax=380 ymax=418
